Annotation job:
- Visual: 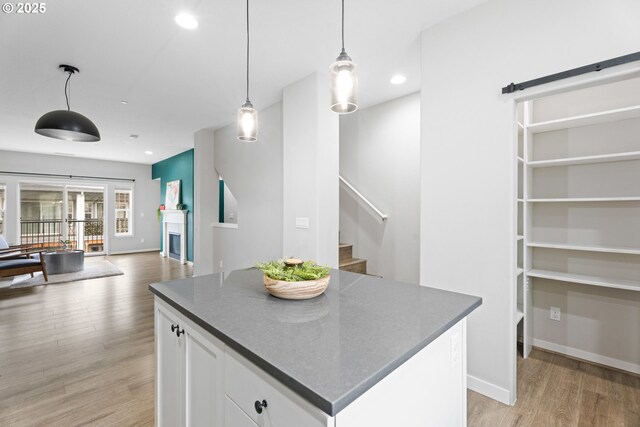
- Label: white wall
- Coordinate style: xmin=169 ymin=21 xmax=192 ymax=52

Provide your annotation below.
xmin=339 ymin=93 xmax=420 ymax=283
xmin=222 ymin=182 xmax=238 ymax=224
xmin=282 ymin=72 xmax=339 ymax=267
xmin=420 ymin=0 xmax=640 ymax=404
xmin=212 ymin=102 xmax=284 ymax=272
xmin=0 ymin=150 xmax=159 ymax=253
xmin=194 ymin=128 xmax=215 ymax=276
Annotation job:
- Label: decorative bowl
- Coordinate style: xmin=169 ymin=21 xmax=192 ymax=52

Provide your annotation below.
xmin=263 ymin=274 xmax=330 ymax=300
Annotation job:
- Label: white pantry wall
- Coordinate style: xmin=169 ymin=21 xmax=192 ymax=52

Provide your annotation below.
xmin=0 ymin=150 xmax=159 ymax=254
xmin=420 ymin=0 xmax=640 ymax=403
xmin=340 ymin=92 xmax=420 ymax=283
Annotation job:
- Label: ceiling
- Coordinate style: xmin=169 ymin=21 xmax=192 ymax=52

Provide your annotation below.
xmin=0 ymin=0 xmax=485 ymax=164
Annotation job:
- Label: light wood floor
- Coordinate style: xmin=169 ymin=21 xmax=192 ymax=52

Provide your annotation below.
xmin=468 ymin=347 xmax=640 ymax=427
xmin=1 ymin=254 xmax=638 ymax=426
xmin=0 ymin=252 xmax=192 ymax=426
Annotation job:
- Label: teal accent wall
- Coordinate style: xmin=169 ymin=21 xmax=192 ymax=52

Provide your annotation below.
xmin=152 ymin=149 xmax=194 ymax=262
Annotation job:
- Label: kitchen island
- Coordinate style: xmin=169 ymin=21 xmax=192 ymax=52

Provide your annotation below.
xmin=150 ymin=268 xmax=481 ymax=426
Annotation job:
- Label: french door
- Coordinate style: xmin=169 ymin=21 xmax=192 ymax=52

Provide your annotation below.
xmin=19 ymin=183 xmax=105 ymax=254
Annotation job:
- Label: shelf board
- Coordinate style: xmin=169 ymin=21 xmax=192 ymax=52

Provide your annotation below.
xmin=528 ymin=105 xmax=640 ymax=134
xmin=527 ymin=269 xmax=640 ymax=292
xmin=515 ymin=304 xmax=524 ymax=324
xmin=528 ymin=151 xmax=640 ymax=168
xmin=516 ymin=268 xmax=524 ymax=276
xmin=517 ymin=198 xmax=524 ymax=203
xmin=528 ymin=241 xmax=640 ymax=255
xmin=517 ymin=235 xmax=524 ymax=241
xmin=517 ymin=156 xmax=524 ymax=163
xmin=527 ymin=197 xmax=640 ymax=203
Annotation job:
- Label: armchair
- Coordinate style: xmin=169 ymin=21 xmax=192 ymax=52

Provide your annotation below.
xmin=0 ymin=236 xmax=49 ymax=282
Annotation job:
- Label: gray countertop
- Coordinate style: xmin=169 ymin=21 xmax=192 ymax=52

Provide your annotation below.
xmin=149 ymin=268 xmax=481 ymax=416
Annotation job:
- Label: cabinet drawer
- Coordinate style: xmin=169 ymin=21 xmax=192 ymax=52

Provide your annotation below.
xmin=224 ymin=349 xmax=330 ymax=427
xmin=225 ymin=396 xmax=258 ymax=427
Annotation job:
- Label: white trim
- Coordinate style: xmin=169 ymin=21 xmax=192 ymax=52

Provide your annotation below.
xmin=467 ymin=375 xmax=511 ymax=405
xmin=109 ymin=248 xmax=161 ymax=255
xmin=211 ymin=222 xmax=238 ymax=229
xmin=532 ymin=339 xmax=640 ymax=375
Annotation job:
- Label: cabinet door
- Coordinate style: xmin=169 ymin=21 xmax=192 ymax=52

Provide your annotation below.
xmin=185 ymin=328 xmax=224 ymax=427
xmin=156 ymin=306 xmax=183 ymax=427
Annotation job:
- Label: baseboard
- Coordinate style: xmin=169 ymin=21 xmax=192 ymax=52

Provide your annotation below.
xmin=467 ymin=374 xmax=511 ymax=405
xmin=109 ymin=248 xmax=161 ymax=255
xmin=533 ymin=338 xmax=640 ymax=375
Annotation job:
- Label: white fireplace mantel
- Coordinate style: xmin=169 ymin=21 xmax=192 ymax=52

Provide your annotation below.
xmin=161 ymin=209 xmax=187 ymax=264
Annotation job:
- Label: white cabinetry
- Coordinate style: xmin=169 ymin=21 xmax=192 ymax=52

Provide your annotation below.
xmin=156 ymin=300 xmax=225 ymax=427
xmin=155 ymin=297 xmax=468 ymax=426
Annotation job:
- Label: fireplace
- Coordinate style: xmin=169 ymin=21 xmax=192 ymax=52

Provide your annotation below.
xmin=168 ymin=233 xmax=181 ymax=260
xmin=161 ymin=209 xmax=187 ymax=264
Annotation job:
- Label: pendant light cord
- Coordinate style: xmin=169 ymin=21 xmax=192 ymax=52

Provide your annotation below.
xmin=64 ymin=72 xmax=72 ymax=111
xmin=246 ymin=0 xmax=250 ymax=103
xmin=341 ymin=0 xmax=345 ymax=52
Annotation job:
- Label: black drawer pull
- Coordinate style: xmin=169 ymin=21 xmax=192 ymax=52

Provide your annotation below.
xmin=254 ymin=399 xmax=268 ymax=414
xmin=171 ymin=324 xmax=185 ymax=337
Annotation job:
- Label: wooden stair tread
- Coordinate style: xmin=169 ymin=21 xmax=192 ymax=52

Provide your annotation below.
xmin=339 ymin=258 xmax=366 ymax=267
xmin=339 ymin=243 xmax=353 ymax=249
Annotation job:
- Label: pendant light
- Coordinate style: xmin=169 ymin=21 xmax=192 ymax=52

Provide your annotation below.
xmin=330 ymin=0 xmax=358 ymax=114
xmin=237 ymin=0 xmax=257 ymax=141
xmin=35 ymin=65 xmax=100 ymax=142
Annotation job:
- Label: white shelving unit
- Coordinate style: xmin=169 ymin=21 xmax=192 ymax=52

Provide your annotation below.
xmin=518 ymin=80 xmax=640 ymax=368
xmin=527 ymin=269 xmax=640 ymax=292
xmin=527 ymin=241 xmax=640 ymax=255
xmin=528 ymin=196 xmax=640 ymax=203
xmin=528 ymin=151 xmax=640 ymax=168
xmin=514 ymin=106 xmax=527 ymax=359
xmin=527 ymin=104 xmax=640 ymax=133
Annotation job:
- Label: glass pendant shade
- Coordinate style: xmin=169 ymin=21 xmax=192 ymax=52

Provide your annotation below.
xmin=330 ymin=57 xmax=358 ymax=114
xmin=35 ymin=109 xmax=101 ymax=142
xmin=237 ymin=101 xmax=258 ymax=141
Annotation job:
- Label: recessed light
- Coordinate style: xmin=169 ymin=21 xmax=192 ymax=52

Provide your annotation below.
xmin=129 ymin=134 xmax=139 ymax=139
xmin=145 ymin=151 xmax=153 ymax=155
xmin=390 ymin=74 xmax=407 ymax=85
xmin=121 ymin=100 xmax=128 ymax=105
xmin=175 ymin=13 xmax=198 ymax=29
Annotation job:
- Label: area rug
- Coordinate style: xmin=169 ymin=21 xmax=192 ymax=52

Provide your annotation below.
xmin=10 ymin=259 xmax=124 ymax=288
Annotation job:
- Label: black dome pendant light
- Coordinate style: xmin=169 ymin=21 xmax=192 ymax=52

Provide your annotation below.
xmin=35 ymin=64 xmax=101 ymax=142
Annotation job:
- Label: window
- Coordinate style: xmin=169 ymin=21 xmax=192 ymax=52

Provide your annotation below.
xmin=115 ymin=189 xmax=133 ymax=236
xmin=0 ymin=185 xmax=5 ymax=235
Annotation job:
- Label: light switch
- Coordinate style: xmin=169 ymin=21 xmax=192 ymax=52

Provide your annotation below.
xmin=295 ymin=217 xmax=310 ymax=229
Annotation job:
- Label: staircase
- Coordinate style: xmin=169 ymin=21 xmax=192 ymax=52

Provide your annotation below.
xmin=339 ymin=243 xmax=367 ymax=274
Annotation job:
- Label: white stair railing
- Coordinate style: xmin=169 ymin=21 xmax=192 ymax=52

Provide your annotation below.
xmin=339 ymin=175 xmax=388 ymax=223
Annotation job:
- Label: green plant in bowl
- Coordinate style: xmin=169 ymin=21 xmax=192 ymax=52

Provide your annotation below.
xmin=256 ymin=259 xmax=330 ymax=282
